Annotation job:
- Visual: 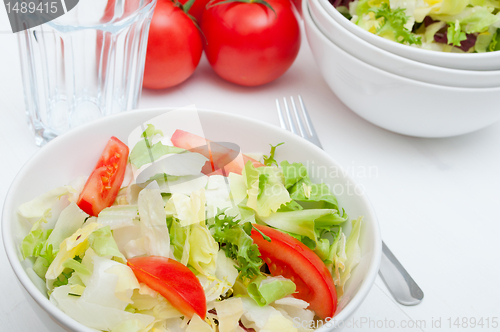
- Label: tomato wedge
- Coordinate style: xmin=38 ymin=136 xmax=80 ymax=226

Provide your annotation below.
xmin=77 ymin=136 xmax=129 ymax=217
xmin=127 ymin=256 xmax=206 ymax=319
xmin=251 ymin=224 xmax=337 ymax=319
xmin=170 ymin=129 xmax=264 ymax=176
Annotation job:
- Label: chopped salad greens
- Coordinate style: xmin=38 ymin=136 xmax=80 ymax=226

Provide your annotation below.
xmin=332 ymin=0 xmax=500 ymax=52
xmin=18 ymin=116 xmax=363 ymax=332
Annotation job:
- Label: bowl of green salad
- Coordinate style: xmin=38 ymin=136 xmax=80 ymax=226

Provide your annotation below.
xmin=322 ymin=0 xmax=500 ymax=71
xmin=2 ymin=108 xmax=382 ymax=332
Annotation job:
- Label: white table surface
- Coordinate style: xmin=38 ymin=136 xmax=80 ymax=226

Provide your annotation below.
xmin=1 ymin=6 xmax=499 ymax=332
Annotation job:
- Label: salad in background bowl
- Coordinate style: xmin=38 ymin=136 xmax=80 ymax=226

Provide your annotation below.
xmin=332 ymin=0 xmax=500 ymax=52
xmin=319 ymin=0 xmax=500 ymax=70
xmin=2 ymin=108 xmax=381 ymax=332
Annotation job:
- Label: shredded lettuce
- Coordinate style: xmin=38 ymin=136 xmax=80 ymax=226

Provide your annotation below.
xmin=45 ymin=222 xmax=103 ymax=282
xmin=243 ymin=162 xmax=291 ymax=217
xmin=50 ymin=285 xmax=154 ymax=331
xmin=334 ymin=217 xmax=363 ymax=299
xmin=136 ymin=188 xmax=170 ymax=258
xmin=188 ymin=224 xmax=219 ymax=276
xmin=185 ymin=314 xmax=213 ymax=332
xmin=214 ymin=297 xmax=244 ymax=332
xmin=97 ymin=205 xmax=138 ymax=230
xmin=164 ymin=189 xmax=206 ymax=227
xmin=88 ymin=226 xmax=126 ymax=263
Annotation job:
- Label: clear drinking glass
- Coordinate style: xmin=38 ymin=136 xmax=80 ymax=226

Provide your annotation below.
xmin=18 ymin=0 xmax=157 ymax=146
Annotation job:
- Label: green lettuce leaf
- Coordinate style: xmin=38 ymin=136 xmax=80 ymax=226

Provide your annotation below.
xmin=88 ymin=226 xmax=126 ymax=263
xmin=247 ymin=276 xmax=296 ymax=307
xmin=489 ymin=28 xmax=500 ymax=51
xmin=129 ymin=124 xmax=185 ymax=168
xmin=334 ymin=217 xmax=363 ymax=299
xmin=447 ymin=21 xmax=468 ymax=46
xmin=262 ymin=143 xmax=284 ymax=167
xmin=258 ymin=209 xmax=346 ymax=246
xmin=244 ymin=162 xmax=291 ymax=217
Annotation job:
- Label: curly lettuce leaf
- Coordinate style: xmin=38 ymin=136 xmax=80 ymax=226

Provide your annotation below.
xmin=262 ymin=143 xmax=284 ymax=167
xmin=368 ymin=3 xmax=422 ymax=45
xmin=210 ymin=211 xmax=266 ymax=279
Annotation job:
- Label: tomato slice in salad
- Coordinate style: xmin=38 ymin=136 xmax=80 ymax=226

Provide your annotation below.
xmin=251 ymin=224 xmax=338 ymax=319
xmin=77 ymin=136 xmax=129 ymax=217
xmin=171 ymin=129 xmax=264 ymax=175
xmin=127 ymin=256 xmax=207 ymax=319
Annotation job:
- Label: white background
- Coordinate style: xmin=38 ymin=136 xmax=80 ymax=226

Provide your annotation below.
xmin=0 ymin=3 xmax=499 ymax=332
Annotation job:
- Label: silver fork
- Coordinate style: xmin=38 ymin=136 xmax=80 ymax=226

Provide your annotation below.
xmin=276 ymin=95 xmax=424 ymax=306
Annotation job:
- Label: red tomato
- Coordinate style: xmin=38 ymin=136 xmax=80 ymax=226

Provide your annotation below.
xmin=179 ymin=0 xmax=211 ymax=23
xmin=143 ymin=0 xmax=203 ymax=89
xmin=170 ymin=129 xmax=264 ymax=176
xmin=77 ymin=137 xmax=129 ymax=217
xmin=201 ymin=0 xmax=301 ymax=86
xmin=251 ymin=224 xmax=337 ymax=319
xmin=127 ymin=256 xmax=206 ymax=319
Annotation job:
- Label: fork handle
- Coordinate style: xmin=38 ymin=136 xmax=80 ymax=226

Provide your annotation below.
xmin=378 ymin=241 xmax=424 ymax=305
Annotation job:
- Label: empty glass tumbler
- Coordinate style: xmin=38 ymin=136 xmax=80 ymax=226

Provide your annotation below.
xmin=17 ymin=0 xmax=157 ymax=146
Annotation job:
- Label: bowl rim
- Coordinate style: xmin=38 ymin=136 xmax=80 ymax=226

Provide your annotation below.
xmin=305 ymin=0 xmax=500 ymax=92
xmin=309 ymin=0 xmax=500 ymax=78
xmin=318 ymin=0 xmax=500 ymax=63
xmin=2 ymin=108 xmax=382 ymax=331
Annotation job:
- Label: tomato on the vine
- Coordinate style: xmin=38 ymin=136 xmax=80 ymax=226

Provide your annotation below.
xmin=201 ymin=0 xmax=301 ymax=86
xmin=143 ymin=0 xmax=203 ymax=89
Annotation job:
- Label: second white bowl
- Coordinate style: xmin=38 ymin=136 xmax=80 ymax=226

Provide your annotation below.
xmin=304 ymin=0 xmax=500 ymax=137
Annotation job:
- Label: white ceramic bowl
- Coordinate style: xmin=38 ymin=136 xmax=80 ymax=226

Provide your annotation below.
xmin=308 ymin=0 xmax=500 ymax=88
xmin=2 ymin=108 xmax=381 ymax=332
xmin=304 ymin=0 xmax=500 ymax=137
xmin=319 ymin=0 xmax=500 ymax=71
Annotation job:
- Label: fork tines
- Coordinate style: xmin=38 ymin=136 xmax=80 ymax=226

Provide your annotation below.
xmin=276 ymin=95 xmax=323 ymax=149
